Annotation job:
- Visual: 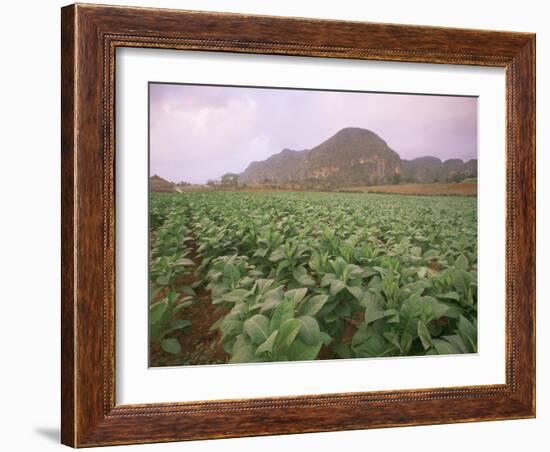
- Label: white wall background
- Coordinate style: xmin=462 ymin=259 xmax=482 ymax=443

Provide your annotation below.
xmin=0 ymin=1 xmax=545 ymax=450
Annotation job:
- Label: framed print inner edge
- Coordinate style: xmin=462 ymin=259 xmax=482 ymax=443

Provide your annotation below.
xmin=61 ymin=3 xmax=535 ymax=447
xmin=118 ymin=49 xmax=504 ymax=404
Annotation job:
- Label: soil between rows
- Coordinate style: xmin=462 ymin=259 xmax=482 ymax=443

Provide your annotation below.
xmin=149 ymin=236 xmax=230 ymax=367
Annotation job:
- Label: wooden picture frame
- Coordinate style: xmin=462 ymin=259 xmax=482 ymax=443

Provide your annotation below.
xmin=61 ymin=3 xmax=536 ymax=447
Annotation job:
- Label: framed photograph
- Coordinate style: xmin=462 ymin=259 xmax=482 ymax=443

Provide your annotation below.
xmin=61 ymin=3 xmax=536 ymax=447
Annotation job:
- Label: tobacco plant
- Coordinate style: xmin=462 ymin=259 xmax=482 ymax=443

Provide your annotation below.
xmin=149 ymin=190 xmax=478 ymax=364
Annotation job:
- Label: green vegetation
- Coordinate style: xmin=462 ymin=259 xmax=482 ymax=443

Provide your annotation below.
xmin=149 ymin=191 xmax=477 ymax=365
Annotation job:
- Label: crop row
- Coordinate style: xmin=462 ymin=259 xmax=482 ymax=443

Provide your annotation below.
xmin=149 ymin=191 xmax=477 ymax=364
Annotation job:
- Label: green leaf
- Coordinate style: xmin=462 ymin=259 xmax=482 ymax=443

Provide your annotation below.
xmin=275 ymin=260 xmax=289 ymax=277
xmin=330 ymin=280 xmax=346 ymax=296
xmin=401 ymin=294 xmax=424 ymax=318
xmin=297 ymin=316 xmax=321 ymax=345
xmin=319 ymin=331 xmax=333 ymax=346
xmin=437 ymin=302 xmax=462 ymax=319
xmin=417 ymin=267 xmax=427 ymax=278
xmin=411 ymin=246 xmax=422 ymax=257
xmin=330 ymin=258 xmax=347 ymax=276
xmin=362 ymin=294 xmax=385 ymax=324
xmin=223 ymin=263 xmax=241 ymax=287
xmin=351 ymin=323 xmax=370 ymax=347
xmin=285 ymin=288 xmax=308 ymax=305
xmin=254 ymin=278 xmax=274 ymax=294
xmin=433 ymin=338 xmax=461 ymax=355
xmin=221 ymin=319 xmax=243 ymax=337
xmin=256 ymin=331 xmax=278 ymax=355
xmin=209 ymin=317 xmax=223 ymax=332
xmin=436 ymin=292 xmax=460 ymax=301
xmin=253 ymin=248 xmax=268 ymax=258
xmin=332 ymin=343 xmax=353 ymax=359
xmin=455 ymin=254 xmax=469 ymax=271
xmin=287 ymin=340 xmax=322 ymax=361
xmin=274 ymin=319 xmax=301 ymax=353
xmin=162 ymin=319 xmax=191 ymax=336
xmin=352 ymin=330 xmax=394 ymax=357
xmin=423 ymin=249 xmax=440 ymax=259
xmin=441 ymin=334 xmax=468 ymax=353
xmin=383 ymin=331 xmax=401 ymax=351
xmin=260 ymin=298 xmax=282 ymax=313
xmin=320 ymin=273 xmax=336 ymax=287
xmin=359 ymin=291 xmax=377 ymax=308
xmin=172 ymin=299 xmax=193 ymax=313
xmin=425 ymin=298 xmax=450 ymax=321
xmin=181 ymin=286 xmax=196 ymax=296
xmin=384 ymin=308 xmax=400 ymax=323
xmin=270 ymin=299 xmax=294 ymax=331
xmin=299 ymin=294 xmax=329 ymax=316
xmin=373 ymin=266 xmax=388 ymax=276
xmin=457 ymin=315 xmax=477 ymax=352
xmin=222 ymin=288 xmax=250 ymax=303
xmin=347 ymin=285 xmax=363 ymax=301
xmin=417 ymin=320 xmax=433 ymax=350
xmin=229 ymin=343 xmax=255 ymax=363
xmin=263 ymin=286 xmax=284 ymax=300
xmin=400 ymin=332 xmax=413 ymax=354
xmin=155 ymin=275 xmax=170 ymax=286
xmin=453 ymin=270 xmax=473 ymax=295
xmin=365 ymin=308 xmax=385 ymax=325
xmin=367 ymin=275 xmax=382 ymax=289
xmin=177 ymin=258 xmax=195 ymax=266
xmin=227 ymin=302 xmax=247 ymax=319
xmin=292 ymin=267 xmax=315 ymax=286
xmin=160 ymin=338 xmax=181 ymax=354
xmin=244 ymin=314 xmax=271 ymax=344
xmin=149 ymin=301 xmax=167 ymax=325
xmin=269 ymin=248 xmax=285 ymax=262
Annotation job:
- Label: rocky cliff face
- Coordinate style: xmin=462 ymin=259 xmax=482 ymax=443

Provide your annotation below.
xmin=241 ymin=128 xmax=402 ymax=186
xmin=240 ymin=127 xmax=476 ymax=186
xmin=401 ymin=157 xmax=477 ymax=183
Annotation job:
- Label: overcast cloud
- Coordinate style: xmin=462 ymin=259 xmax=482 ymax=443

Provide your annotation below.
xmin=149 ymin=83 xmax=477 ymax=184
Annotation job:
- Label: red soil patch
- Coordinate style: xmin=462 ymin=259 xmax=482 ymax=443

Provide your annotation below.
xmin=149 ymin=240 xmax=229 ymax=367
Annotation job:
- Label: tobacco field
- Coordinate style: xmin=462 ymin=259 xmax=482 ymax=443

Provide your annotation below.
xmin=149 ymin=191 xmax=477 ymax=366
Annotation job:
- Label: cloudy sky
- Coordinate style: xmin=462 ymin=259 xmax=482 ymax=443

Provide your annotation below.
xmin=149 ymin=83 xmax=477 ymax=184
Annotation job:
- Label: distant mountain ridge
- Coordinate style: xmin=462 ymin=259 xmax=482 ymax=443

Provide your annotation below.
xmin=240 ymin=127 xmax=476 ymax=187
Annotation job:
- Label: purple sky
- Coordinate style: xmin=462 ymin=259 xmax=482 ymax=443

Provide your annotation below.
xmin=149 ymin=83 xmax=477 ymax=184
